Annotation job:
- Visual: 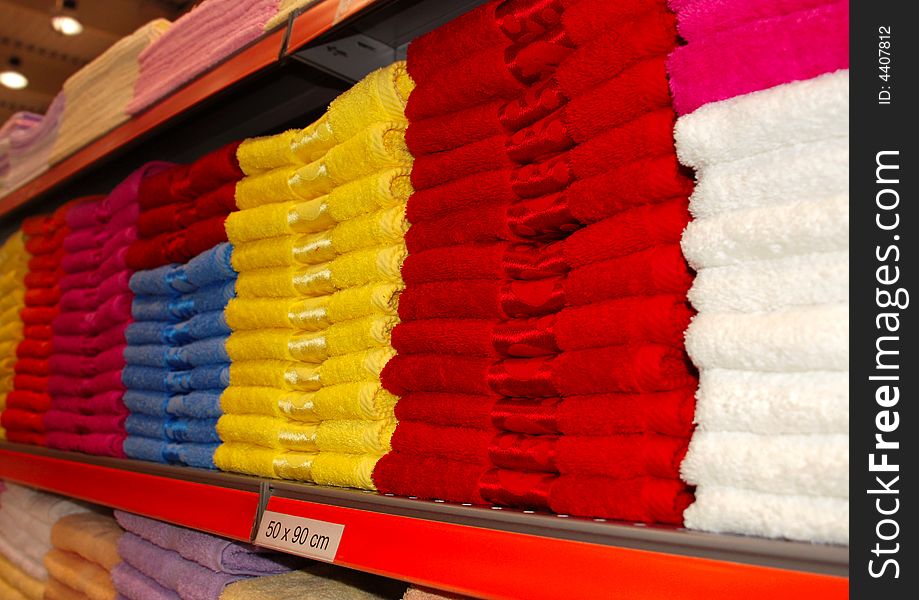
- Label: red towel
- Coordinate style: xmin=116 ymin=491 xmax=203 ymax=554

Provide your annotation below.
xmin=137 ymin=182 xmax=236 ymax=238
xmin=390 ymin=422 xmax=687 ymax=478
xmin=393 ymin=295 xmax=691 ymax=357
xmin=126 ymin=215 xmax=228 ymax=270
xmin=12 ymin=374 xmax=49 ymax=393
xmin=382 ymin=345 xmax=695 ymax=396
xmin=13 ymin=358 xmax=51 ymax=377
xmin=3 ymin=431 xmax=46 ymax=446
xmin=24 ymin=325 xmax=54 ymax=341
xmin=185 ymin=141 xmax=243 ymax=195
xmin=24 ymin=227 xmax=68 ymax=256
xmin=398 ymin=278 xmax=565 ymax=320
xmin=28 ymin=251 xmax=66 ymax=272
xmin=16 ymin=339 xmax=54 ymax=360
xmin=20 ymin=306 xmax=59 ymax=326
xmin=24 ymin=270 xmax=63 ymax=289
xmin=401 ymin=242 xmax=566 ymax=284
xmin=137 ymin=164 xmax=192 ymax=209
xmin=373 ymin=453 xmax=488 ymax=504
xmin=393 ymin=388 xmax=696 ymax=437
xmin=24 ymin=287 xmax=61 ymax=307
xmin=0 ymin=408 xmax=46 ymax=433
xmin=5 ymin=390 xmax=51 ymax=412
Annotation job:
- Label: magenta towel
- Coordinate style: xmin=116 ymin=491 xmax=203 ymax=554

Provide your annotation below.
xmin=53 ymin=294 xmax=133 ymax=336
xmin=60 ymin=247 xmax=131 ymax=291
xmin=49 ymin=345 xmax=126 ymax=376
xmin=61 ymin=228 xmax=137 ymax=274
xmin=51 ymin=391 xmax=126 ymax=415
xmin=48 ymin=371 xmax=125 ymax=397
xmin=43 ymin=410 xmax=126 ymax=433
xmin=59 ymin=272 xmax=132 ymax=312
xmin=45 ymin=431 xmax=126 ymax=457
xmin=670 ymin=0 xmax=834 ymax=40
xmin=668 ymin=0 xmax=849 ymax=114
xmin=54 ymin=328 xmax=128 ymax=356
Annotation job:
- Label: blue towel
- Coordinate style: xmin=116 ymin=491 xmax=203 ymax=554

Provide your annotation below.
xmin=125 ymin=414 xmax=220 ymax=443
xmin=128 ymin=244 xmax=236 ymax=297
xmin=123 ymin=336 xmax=230 ymax=369
xmin=125 ymin=321 xmax=175 ymax=345
xmin=185 ymin=243 xmax=236 ymax=288
xmin=124 ymin=435 xmax=218 ymax=469
xmin=131 ymin=282 xmax=236 ymax=322
xmin=122 ymin=390 xmax=223 ymax=419
xmin=122 ymin=365 xmax=229 ymax=393
xmin=124 ymin=312 xmax=231 ymax=346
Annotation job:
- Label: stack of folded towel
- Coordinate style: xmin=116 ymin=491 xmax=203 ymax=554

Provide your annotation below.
xmin=1 ymin=96 xmax=64 ymax=192
xmin=121 ymin=244 xmax=237 ymax=469
xmin=49 ymin=20 xmax=170 ymax=164
xmin=0 ymin=113 xmax=42 ymax=193
xmin=372 ymin=0 xmax=696 ymax=524
xmin=47 ymin=164 xmax=171 ymax=457
xmin=45 ymin=511 xmax=122 ymax=600
xmin=127 ymin=0 xmax=280 ymax=116
xmin=1 ymin=205 xmax=71 ymax=446
xmin=112 ymin=510 xmax=294 ymax=599
xmin=0 ymin=482 xmax=91 ymax=598
xmin=0 ymin=231 xmax=29 ymax=440
xmin=668 ymin=0 xmax=850 ymax=543
xmin=214 ymin=61 xmax=413 ymax=490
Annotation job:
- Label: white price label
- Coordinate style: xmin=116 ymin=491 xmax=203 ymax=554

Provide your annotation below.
xmin=254 ymin=509 xmax=345 ymax=562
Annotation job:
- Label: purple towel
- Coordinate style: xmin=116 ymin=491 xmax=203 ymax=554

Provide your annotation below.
xmin=115 ymin=511 xmax=292 ymax=575
xmin=112 ymin=561 xmax=180 ymax=600
xmin=118 ymin=532 xmax=245 ymax=600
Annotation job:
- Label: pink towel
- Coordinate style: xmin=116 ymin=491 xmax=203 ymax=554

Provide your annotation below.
xmin=670 ymin=0 xmax=834 ymax=41
xmin=668 ymin=0 xmax=849 ymax=114
xmin=43 ymin=411 xmax=126 ymax=434
xmin=51 ymin=391 xmax=127 ymax=415
xmin=45 ymin=431 xmax=127 ymax=457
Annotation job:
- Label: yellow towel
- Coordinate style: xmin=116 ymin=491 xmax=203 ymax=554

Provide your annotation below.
xmin=229 ymin=348 xmax=395 ymax=391
xmin=50 ymin=513 xmax=122 ymax=571
xmin=0 ymin=577 xmax=29 ymax=600
xmin=288 ymin=122 xmax=410 ymax=201
xmin=220 ymin=567 xmax=395 ymax=600
xmin=236 ymin=129 xmax=301 ymax=175
xmin=43 ymin=550 xmax=115 ymax=600
xmin=291 ymin=62 xmax=412 ymax=163
xmin=231 ymin=205 xmax=407 ymax=271
xmin=221 ymin=382 xmax=397 ymax=422
xmin=226 ymin=315 xmax=397 ymax=363
xmin=0 ymin=231 xmax=28 ymax=433
xmin=217 ymin=414 xmax=394 ymax=454
xmin=234 ymin=165 xmax=303 ymax=210
xmin=235 ymin=244 xmax=405 ymax=298
xmin=226 ymin=168 xmax=412 ymax=243
xmin=0 ymin=554 xmax=42 ymax=600
xmin=213 ymin=443 xmax=379 ymax=489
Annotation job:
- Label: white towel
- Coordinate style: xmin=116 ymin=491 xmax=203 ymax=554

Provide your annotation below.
xmin=686 ymin=303 xmax=848 ymax=372
xmin=694 ymin=369 xmax=848 ymax=434
xmin=2 ymin=483 xmax=91 ymax=525
xmin=690 ymin=136 xmax=848 ymax=219
xmin=0 ymin=507 xmax=49 ymax=577
xmin=681 ymin=194 xmax=848 ymax=270
xmin=675 ymin=69 xmax=849 ymax=168
xmin=682 ymin=431 xmax=849 ymax=498
xmin=683 ymin=485 xmax=848 ymax=545
xmin=689 ymin=251 xmax=848 ymax=314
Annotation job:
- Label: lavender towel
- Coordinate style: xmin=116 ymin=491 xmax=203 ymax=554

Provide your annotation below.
xmin=112 ymin=561 xmax=180 ymax=600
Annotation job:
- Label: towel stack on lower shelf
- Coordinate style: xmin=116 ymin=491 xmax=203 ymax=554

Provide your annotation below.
xmin=45 ymin=512 xmax=122 ymax=600
xmin=47 ymin=164 xmax=171 ymax=457
xmin=2 ymin=205 xmax=71 ymax=446
xmin=0 ymin=231 xmax=29 ymax=440
xmin=121 ymin=244 xmax=237 ymax=468
xmin=667 ymin=0 xmax=850 ymax=543
xmin=373 ymin=0 xmax=696 ymax=523
xmin=215 ymin=61 xmax=413 ymax=490
xmin=0 ymin=482 xmax=91 ymax=598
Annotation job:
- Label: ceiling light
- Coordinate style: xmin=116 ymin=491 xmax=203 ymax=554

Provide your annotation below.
xmin=51 ymin=0 xmax=83 ymax=36
xmin=0 ymin=57 xmax=28 ymax=90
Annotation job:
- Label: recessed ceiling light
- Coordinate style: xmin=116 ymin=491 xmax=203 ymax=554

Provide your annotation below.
xmin=52 ymin=0 xmax=83 ymax=36
xmin=0 ymin=57 xmax=28 ymax=90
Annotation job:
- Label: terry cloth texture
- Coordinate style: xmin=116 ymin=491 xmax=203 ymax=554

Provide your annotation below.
xmin=220 ymin=565 xmax=405 ymax=599
xmin=0 ymin=113 xmax=41 ymax=194
xmin=1 ymin=96 xmax=64 ymax=193
xmin=122 ymin=244 xmax=237 ymax=469
xmin=2 ymin=202 xmax=74 ymax=447
xmin=372 ymin=0 xmax=697 ymax=525
xmin=668 ymin=0 xmax=850 ymax=544
xmin=215 ymin=62 xmax=412 ymax=490
xmin=0 ymin=231 xmax=29 ymax=440
xmin=127 ymin=0 xmax=280 ymax=115
xmin=50 ymin=20 xmax=170 ymax=163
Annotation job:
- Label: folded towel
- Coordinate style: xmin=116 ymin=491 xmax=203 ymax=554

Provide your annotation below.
xmin=235 ymin=130 xmax=301 ymax=175
xmin=213 ymin=443 xmax=378 ymax=489
xmin=672 ymin=0 xmax=831 ymax=40
xmin=229 ymin=348 xmax=394 ymax=392
xmin=50 ymin=391 xmax=126 ymax=415
xmin=43 ymin=411 xmax=126 ymax=434
xmin=682 ymin=431 xmax=848 ymax=498
xmin=50 ymin=513 xmax=122 ymax=570
xmin=126 ymin=217 xmax=231 ymax=270
xmin=383 ymin=346 xmax=695 ymax=396
xmin=689 ymin=137 xmax=848 ymax=219
xmin=54 ymin=328 xmax=127 ymax=356
xmin=45 ymin=578 xmax=90 ymax=600
xmin=111 ymin=562 xmax=178 ymax=600
xmin=121 ymin=365 xmax=229 ymax=393
xmin=681 ymin=195 xmax=848 ymax=269
xmin=226 ymin=316 xmax=396 ymax=362
xmin=0 ymin=527 xmax=45 ymax=580
xmin=683 ymin=485 xmax=848 ymax=544
xmin=226 ymin=169 xmax=412 ymax=242
xmin=217 ymin=415 xmax=394 ymax=454
xmin=694 ymin=369 xmax=848 ymax=434
xmin=220 ymin=567 xmax=397 ymax=599
xmin=220 ymin=382 xmax=397 ymax=422
xmin=393 ymin=389 xmax=695 ymax=437
xmin=686 ymin=304 xmax=848 ymax=372
xmin=45 ymin=432 xmax=126 ymax=457
xmin=231 ymin=206 xmax=407 ymax=271
xmin=129 ymin=244 xmax=235 ymax=295
xmin=131 ymin=282 xmax=235 ymax=322
xmin=137 ymin=183 xmax=237 ymax=238
xmin=0 ymin=554 xmax=43 ymax=600
xmin=123 ymin=390 xmax=222 ymax=419
xmin=392 ymin=296 xmax=690 ymax=357
xmin=397 ymin=279 xmax=560 ymax=321
xmin=235 ymin=245 xmax=405 ymax=298
xmin=49 ymin=346 xmax=126 ymax=377
xmin=690 ymin=251 xmax=848 ymax=313
xmin=125 ymin=312 xmax=230 ymax=346
xmin=123 ymin=336 xmax=230 ymax=368
xmin=289 ymin=62 xmax=412 ymax=164
xmin=225 ymin=283 xmax=400 ymax=332
xmin=47 ymin=370 xmax=125 ymax=396
xmin=125 ymin=414 xmax=220 ymax=443
xmin=117 ymin=533 xmax=244 ymax=600
xmin=674 ymin=70 xmax=848 ymax=168
xmin=114 ymin=511 xmax=291 ymax=576
xmin=43 ymin=549 xmax=116 ymax=600
xmin=668 ymin=1 xmax=848 ymax=115
xmin=122 ymin=436 xmax=218 ymax=468
xmin=59 ymin=272 xmax=132 ymax=312
xmin=53 ymin=293 xmax=133 ymax=336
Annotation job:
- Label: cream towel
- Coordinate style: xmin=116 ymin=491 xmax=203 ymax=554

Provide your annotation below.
xmin=686 ymin=304 xmax=848 ymax=372
xmin=689 ymin=251 xmax=848 ymax=313
xmin=694 ymin=369 xmax=848 ymax=435
xmin=683 ymin=485 xmax=848 ymax=545
xmin=675 ymin=69 xmax=849 ymax=169
xmin=690 ymin=136 xmax=848 ymax=218
xmin=682 ymin=432 xmax=849 ymax=498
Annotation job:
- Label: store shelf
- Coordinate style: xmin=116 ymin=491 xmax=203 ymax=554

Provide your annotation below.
xmin=0 ymin=443 xmax=848 ymax=599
